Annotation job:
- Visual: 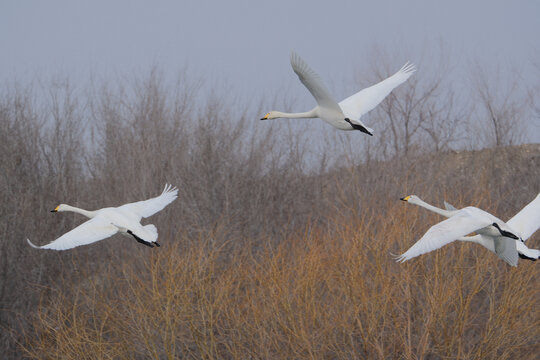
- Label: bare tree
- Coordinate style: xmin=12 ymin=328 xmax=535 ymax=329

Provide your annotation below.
xmin=353 ymin=46 xmax=466 ymax=160
xmin=469 ymin=63 xmax=529 ymax=148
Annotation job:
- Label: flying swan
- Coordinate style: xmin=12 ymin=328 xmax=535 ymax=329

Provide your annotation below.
xmin=443 ymin=196 xmax=540 ymax=262
xmin=27 ymin=184 xmax=178 ymax=250
xmin=395 ymin=195 xmax=540 ymax=266
xmin=261 ymin=52 xmax=416 ymax=135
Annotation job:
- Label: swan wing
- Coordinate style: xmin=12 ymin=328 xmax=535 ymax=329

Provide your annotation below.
xmin=493 ymin=236 xmax=518 ymax=266
xmin=396 ymin=210 xmax=493 ymax=262
xmin=506 ymin=193 xmax=540 ymax=241
xmin=27 ymin=217 xmax=118 ymax=250
xmin=339 ymin=62 xmax=416 ymax=120
xmin=290 ymin=52 xmax=343 ymax=113
xmin=120 ymin=184 xmax=178 ymax=219
xmin=444 ymin=201 xmax=458 ymax=211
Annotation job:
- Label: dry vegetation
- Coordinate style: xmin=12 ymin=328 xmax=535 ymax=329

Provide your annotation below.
xmin=1 ymin=66 xmax=539 ymax=359
xmin=20 ymin=214 xmax=540 ymax=359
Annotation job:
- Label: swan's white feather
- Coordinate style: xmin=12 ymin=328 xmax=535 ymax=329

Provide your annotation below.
xmin=141 ymin=224 xmax=158 ymax=243
xmin=506 ymin=193 xmax=540 ymax=241
xmin=516 ymin=241 xmax=540 ymax=259
xmin=289 ymin=52 xmax=343 ymax=113
xmin=27 ymin=217 xmax=118 ymax=250
xmin=443 ymin=201 xmax=457 ymax=211
xmin=339 ymin=62 xmax=416 ymax=120
xmin=493 ymin=236 xmax=519 ymax=266
xmin=120 ymin=184 xmax=178 ymax=219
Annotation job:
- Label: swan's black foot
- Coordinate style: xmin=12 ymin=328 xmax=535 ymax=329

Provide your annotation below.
xmin=127 ymin=230 xmax=154 ymax=248
xmin=154 ymin=242 xmax=160 ymax=247
xmin=344 ymin=118 xmax=373 ymax=136
xmin=518 ymin=253 xmax=537 ymax=261
xmin=492 ymin=223 xmax=519 ymax=240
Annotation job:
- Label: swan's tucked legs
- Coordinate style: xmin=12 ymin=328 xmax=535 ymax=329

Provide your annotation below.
xmin=344 ymin=118 xmax=373 ymax=136
xmin=492 ymin=223 xmax=520 ymax=240
xmin=127 ymin=230 xmax=154 ymax=248
xmin=518 ymin=253 xmax=537 ymax=261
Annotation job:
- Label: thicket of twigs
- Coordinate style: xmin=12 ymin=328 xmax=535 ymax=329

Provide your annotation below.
xmin=1 ymin=66 xmax=539 ymax=359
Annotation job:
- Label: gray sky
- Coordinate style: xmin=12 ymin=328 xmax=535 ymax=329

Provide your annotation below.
xmin=1 ymin=0 xmax=539 ymax=140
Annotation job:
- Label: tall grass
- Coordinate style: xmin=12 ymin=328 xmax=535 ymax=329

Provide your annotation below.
xmin=21 ymin=201 xmax=540 ymax=359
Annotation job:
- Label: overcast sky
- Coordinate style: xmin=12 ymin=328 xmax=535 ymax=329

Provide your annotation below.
xmin=1 ymin=0 xmax=539 ymax=140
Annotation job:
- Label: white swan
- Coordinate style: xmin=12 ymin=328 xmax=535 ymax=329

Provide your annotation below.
xmin=27 ymin=184 xmax=178 ymax=250
xmin=444 ymin=195 xmax=540 ymax=261
xmin=261 ymin=52 xmax=416 ymax=135
xmin=396 ymin=195 xmax=526 ymax=266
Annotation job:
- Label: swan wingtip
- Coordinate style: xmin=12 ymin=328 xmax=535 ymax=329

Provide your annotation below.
xmin=390 ymin=252 xmax=407 ymax=263
xmin=162 ymin=184 xmax=178 ymax=195
xmin=26 ymin=238 xmax=40 ymax=249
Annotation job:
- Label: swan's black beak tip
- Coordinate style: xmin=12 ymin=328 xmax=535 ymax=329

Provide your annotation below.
xmin=50 ymin=210 xmax=56 ymax=212
xmin=399 ymin=197 xmax=406 ymax=201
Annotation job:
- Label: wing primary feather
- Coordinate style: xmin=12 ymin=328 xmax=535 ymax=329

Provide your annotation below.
xmin=506 ymin=193 xmax=540 ymax=241
xmin=27 ymin=218 xmax=118 ymax=250
xmin=289 ymin=51 xmax=343 ymax=112
xmin=338 ymin=61 xmax=416 ymax=120
xmin=119 ymin=184 xmax=178 ymax=219
xmin=26 ymin=239 xmax=40 ymax=249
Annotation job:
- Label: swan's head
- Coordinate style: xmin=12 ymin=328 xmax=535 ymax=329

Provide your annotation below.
xmin=400 ymin=195 xmax=421 ymax=205
xmin=260 ymin=111 xmax=280 ymax=120
xmin=51 ymin=204 xmax=67 ymax=213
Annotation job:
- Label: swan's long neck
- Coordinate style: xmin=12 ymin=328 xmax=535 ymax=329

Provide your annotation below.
xmin=61 ymin=205 xmax=96 ymax=219
xmin=413 ymin=198 xmax=455 ymax=218
xmin=274 ymin=108 xmax=318 ymax=119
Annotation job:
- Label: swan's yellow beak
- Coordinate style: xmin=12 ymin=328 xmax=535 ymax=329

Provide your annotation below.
xmin=400 ymin=196 xmax=411 ymax=202
xmin=261 ymin=113 xmax=269 ymax=120
xmin=51 ymin=205 xmax=59 ymax=212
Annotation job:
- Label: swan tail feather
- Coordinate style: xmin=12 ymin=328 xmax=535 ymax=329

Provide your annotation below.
xmin=143 ymin=224 xmax=159 ymax=243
